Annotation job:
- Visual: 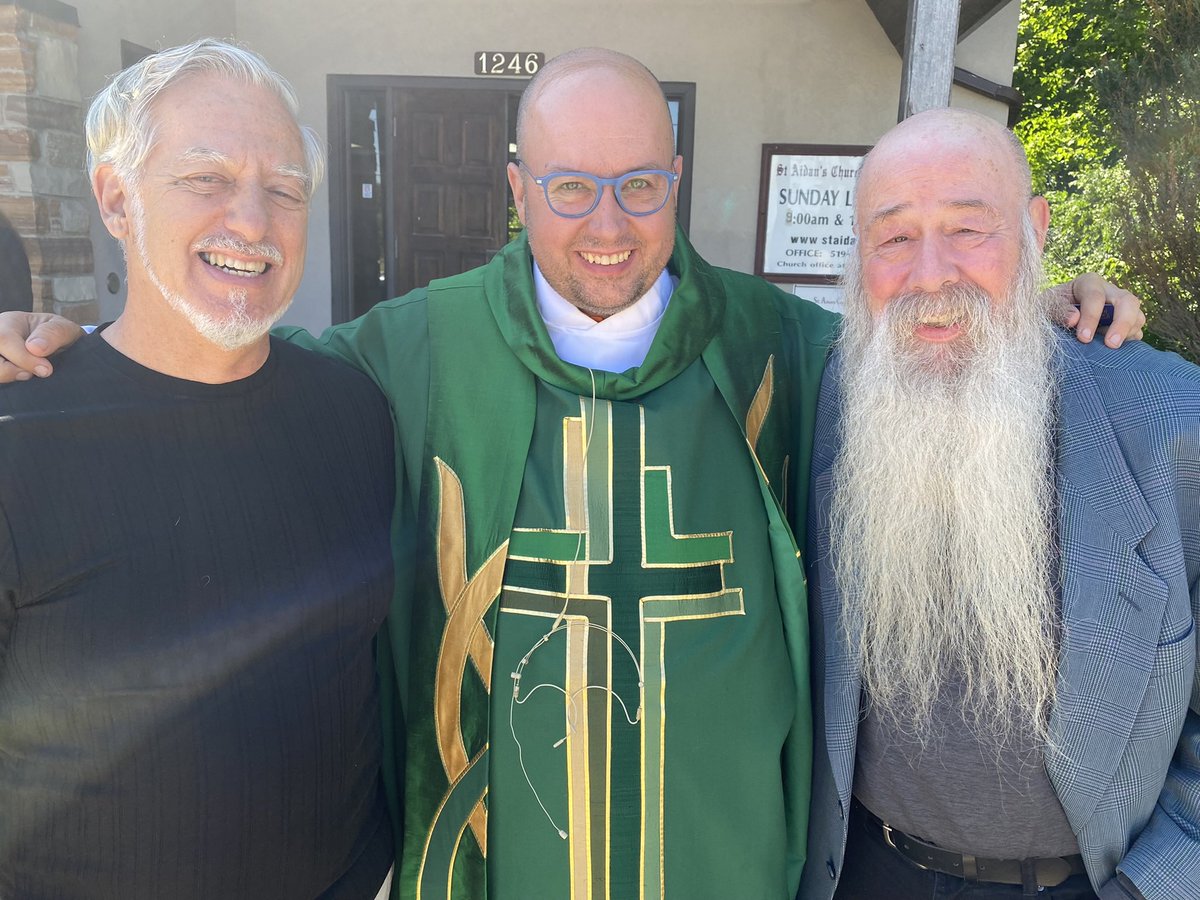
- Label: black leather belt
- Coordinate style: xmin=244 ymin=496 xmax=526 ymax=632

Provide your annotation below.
xmin=855 ymin=799 xmax=1087 ymax=889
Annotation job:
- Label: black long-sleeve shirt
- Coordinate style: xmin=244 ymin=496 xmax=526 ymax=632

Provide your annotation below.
xmin=0 ymin=335 xmax=396 ymax=899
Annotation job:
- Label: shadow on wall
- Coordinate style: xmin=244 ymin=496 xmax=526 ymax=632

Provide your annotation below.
xmin=0 ymin=209 xmax=32 ymax=313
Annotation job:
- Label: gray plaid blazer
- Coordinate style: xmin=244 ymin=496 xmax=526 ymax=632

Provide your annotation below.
xmin=800 ymin=334 xmax=1200 ymax=900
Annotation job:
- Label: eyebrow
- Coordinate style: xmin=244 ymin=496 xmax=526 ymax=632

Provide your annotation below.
xmin=178 ymin=147 xmax=231 ymax=166
xmin=274 ymin=163 xmax=313 ymax=195
xmin=866 ymin=198 xmax=999 ymax=227
xmin=176 ymin=148 xmax=312 ymax=194
xmin=541 ymin=161 xmax=669 ymax=175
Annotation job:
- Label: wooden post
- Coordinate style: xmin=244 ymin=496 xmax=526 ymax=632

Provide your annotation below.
xmin=898 ymin=0 xmax=962 ymax=122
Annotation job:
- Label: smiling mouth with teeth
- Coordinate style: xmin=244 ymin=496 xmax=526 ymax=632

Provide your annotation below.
xmin=918 ymin=313 xmax=961 ymax=327
xmin=200 ymin=251 xmax=270 ymax=276
xmin=580 ymin=250 xmax=632 ymax=266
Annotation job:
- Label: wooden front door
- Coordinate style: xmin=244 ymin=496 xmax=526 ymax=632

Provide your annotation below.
xmin=395 ymin=89 xmax=510 ymax=294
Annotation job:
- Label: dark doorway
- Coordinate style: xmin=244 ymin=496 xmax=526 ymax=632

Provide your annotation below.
xmin=328 ymin=75 xmax=695 ymax=324
xmin=396 ymin=88 xmax=510 ymax=295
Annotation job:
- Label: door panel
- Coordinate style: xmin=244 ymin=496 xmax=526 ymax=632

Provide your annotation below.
xmin=396 ymin=90 xmax=508 ymax=294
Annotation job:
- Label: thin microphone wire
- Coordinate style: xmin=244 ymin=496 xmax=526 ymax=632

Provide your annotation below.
xmin=508 ymin=366 xmax=644 ymax=840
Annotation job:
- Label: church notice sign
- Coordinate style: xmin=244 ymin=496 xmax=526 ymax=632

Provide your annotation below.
xmin=755 ymin=144 xmax=870 ymax=281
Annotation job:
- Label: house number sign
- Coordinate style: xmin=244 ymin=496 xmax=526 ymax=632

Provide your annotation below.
xmin=474 ymin=52 xmax=544 ymax=76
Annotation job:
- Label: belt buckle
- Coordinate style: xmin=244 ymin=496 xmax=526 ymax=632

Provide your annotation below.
xmin=880 ymin=823 xmax=938 ymax=875
xmin=880 ymin=822 xmax=902 ymax=854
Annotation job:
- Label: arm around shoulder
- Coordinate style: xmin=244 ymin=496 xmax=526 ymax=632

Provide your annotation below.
xmin=272 ymin=290 xmax=432 ymax=391
xmin=0 ymin=311 xmax=84 ymax=382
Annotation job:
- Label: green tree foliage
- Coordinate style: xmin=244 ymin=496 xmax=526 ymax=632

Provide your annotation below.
xmin=1014 ymin=1 xmax=1143 ymax=290
xmin=1097 ymin=0 xmax=1200 ymax=361
xmin=1015 ymin=0 xmax=1200 ymax=363
xmin=1038 ymin=164 xmax=1130 ymax=287
xmin=1014 ymin=0 xmax=1146 ymax=193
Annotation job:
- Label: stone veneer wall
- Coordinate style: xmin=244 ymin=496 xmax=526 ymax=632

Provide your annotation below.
xmin=0 ymin=0 xmax=94 ymax=321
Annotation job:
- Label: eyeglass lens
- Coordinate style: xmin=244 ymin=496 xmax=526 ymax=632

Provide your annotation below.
xmin=544 ymin=172 xmax=671 ymax=216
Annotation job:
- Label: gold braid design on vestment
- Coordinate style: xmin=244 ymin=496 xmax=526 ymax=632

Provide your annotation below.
xmin=433 ymin=456 xmax=506 ymax=855
xmin=745 ymin=354 xmax=775 ymax=456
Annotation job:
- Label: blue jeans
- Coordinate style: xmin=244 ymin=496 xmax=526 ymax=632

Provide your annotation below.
xmin=832 ymin=800 xmax=1098 ymax=900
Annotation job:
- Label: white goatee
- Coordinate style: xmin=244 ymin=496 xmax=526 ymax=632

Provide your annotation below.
xmin=831 ymin=218 xmax=1061 ymax=748
xmin=127 ymin=190 xmax=288 ymax=352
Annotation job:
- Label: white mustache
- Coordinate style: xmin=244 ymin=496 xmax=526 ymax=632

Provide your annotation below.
xmin=883 ymin=283 xmax=994 ymax=331
xmin=193 ymin=235 xmax=283 ymax=265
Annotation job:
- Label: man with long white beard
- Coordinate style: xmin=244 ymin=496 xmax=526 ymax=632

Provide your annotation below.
xmin=802 ymin=108 xmax=1200 ymax=900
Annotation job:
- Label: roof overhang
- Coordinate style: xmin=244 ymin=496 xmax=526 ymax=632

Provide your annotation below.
xmin=867 ymin=0 xmax=1012 ymax=53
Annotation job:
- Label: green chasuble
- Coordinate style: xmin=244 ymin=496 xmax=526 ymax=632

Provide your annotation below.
xmin=277 ymin=229 xmax=839 ymax=900
xmin=490 ymin=369 xmax=795 ymax=899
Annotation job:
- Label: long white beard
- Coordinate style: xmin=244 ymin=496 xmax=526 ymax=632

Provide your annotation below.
xmin=127 ymin=192 xmax=288 ymax=352
xmin=831 ymin=225 xmax=1060 ymax=747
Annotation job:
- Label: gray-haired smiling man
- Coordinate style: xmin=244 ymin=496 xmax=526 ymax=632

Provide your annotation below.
xmin=804 ymin=108 xmax=1200 ymax=900
xmin=0 ymin=40 xmax=396 ymax=899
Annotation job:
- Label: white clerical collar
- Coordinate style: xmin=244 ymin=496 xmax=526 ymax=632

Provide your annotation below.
xmin=533 ymin=263 xmax=677 ymax=373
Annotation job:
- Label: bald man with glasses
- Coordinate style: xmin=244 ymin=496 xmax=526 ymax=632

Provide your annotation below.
xmin=301 ymin=48 xmax=828 ymax=899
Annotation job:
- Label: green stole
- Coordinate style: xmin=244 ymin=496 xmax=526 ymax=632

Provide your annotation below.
xmin=399 ymin=230 xmax=813 ymax=899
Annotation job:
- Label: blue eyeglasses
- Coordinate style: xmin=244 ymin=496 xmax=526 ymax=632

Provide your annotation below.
xmin=516 ymin=160 xmax=678 ymax=219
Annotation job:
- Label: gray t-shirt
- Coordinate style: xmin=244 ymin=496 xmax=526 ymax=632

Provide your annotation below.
xmin=854 ymin=678 xmax=1079 ymax=859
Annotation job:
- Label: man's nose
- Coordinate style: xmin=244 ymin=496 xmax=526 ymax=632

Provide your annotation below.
xmin=906 ymin=236 xmax=959 ymax=294
xmin=586 ymin=184 xmax=628 ymax=234
xmin=223 ymin=183 xmax=271 ymax=242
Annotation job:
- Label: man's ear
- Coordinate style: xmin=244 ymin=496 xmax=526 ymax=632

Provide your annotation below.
xmin=506 ymin=162 xmax=527 ymax=227
xmin=93 ymin=164 xmax=131 ymax=241
xmin=1028 ymin=195 xmax=1051 ymax=251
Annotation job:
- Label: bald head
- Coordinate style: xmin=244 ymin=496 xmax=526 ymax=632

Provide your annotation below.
xmin=858 ymin=108 xmax=1033 ymax=220
xmin=516 ymin=48 xmax=672 ymax=159
xmin=506 ymin=47 xmax=682 ymax=317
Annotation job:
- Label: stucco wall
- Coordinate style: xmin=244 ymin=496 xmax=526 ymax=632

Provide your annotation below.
xmin=71 ymin=0 xmax=1019 ymax=332
xmin=952 ymin=0 xmax=1021 ymax=115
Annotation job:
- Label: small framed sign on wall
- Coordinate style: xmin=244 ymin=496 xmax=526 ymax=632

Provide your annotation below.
xmin=754 ymin=143 xmax=870 ymax=312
